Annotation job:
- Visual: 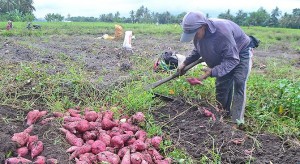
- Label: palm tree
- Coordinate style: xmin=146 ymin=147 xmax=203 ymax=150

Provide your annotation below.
xmin=0 ymin=0 xmax=16 ymax=13
xmin=18 ymin=0 xmax=35 ymax=14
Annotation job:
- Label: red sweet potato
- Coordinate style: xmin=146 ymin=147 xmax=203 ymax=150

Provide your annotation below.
xmin=117 ymin=146 xmax=130 ymax=158
xmin=135 ymin=130 xmax=147 ymax=142
xmin=27 ymin=135 xmax=38 ymax=149
xmin=141 ymin=160 xmax=148 ymax=164
xmin=74 ymin=158 xmax=88 ymax=164
xmin=88 ymin=121 xmax=101 ymax=130
xmin=83 ymin=130 xmax=98 ymax=141
xmin=16 ymin=147 xmax=28 ymax=157
xmin=23 ymin=125 xmax=34 ymax=134
xmin=101 ymin=118 xmax=117 ymax=130
xmin=30 ymin=141 xmax=44 ymax=159
xmin=60 ymin=128 xmax=84 ymax=146
xmin=5 ymin=157 xmax=32 ymax=164
xmin=91 ymin=140 xmax=106 ymax=154
xmin=111 ymin=135 xmax=124 ymax=148
xmin=97 ymin=132 xmax=111 ymax=146
xmin=131 ymin=139 xmax=147 ymax=151
xmin=121 ymin=150 xmax=131 ymax=164
xmin=63 ymin=121 xmax=79 ymax=134
xmin=109 ymin=127 xmax=123 ymax=137
xmin=148 ymin=148 xmax=163 ymax=160
xmin=97 ymin=151 xmax=120 ymax=164
xmin=86 ymin=140 xmax=95 ymax=145
xmin=11 ymin=132 xmax=29 ymax=147
xmin=53 ymin=111 xmax=64 ymax=117
xmin=78 ymin=153 xmax=97 ymax=163
xmin=26 ymin=110 xmax=47 ymax=125
xmin=130 ymin=152 xmax=144 ymax=164
xmin=46 ymin=158 xmax=58 ymax=164
xmin=102 ymin=110 xmax=114 ymax=120
xmin=69 ymin=144 xmax=91 ymax=160
xmin=66 ymin=146 xmax=78 ymax=153
xmin=141 ymin=151 xmax=154 ymax=164
xmin=68 ymin=108 xmax=81 ymax=118
xmin=75 ymin=120 xmax=90 ymax=133
xmin=33 ymin=156 xmax=46 ymax=164
xmin=84 ymin=110 xmax=98 ymax=122
xmin=126 ymin=137 xmax=136 ymax=146
xmin=131 ymin=112 xmax=145 ymax=124
xmin=40 ymin=117 xmax=55 ymax=125
xmin=63 ymin=116 xmax=82 ymax=122
xmin=151 ymin=136 xmax=162 ymax=149
xmin=120 ymin=122 xmax=139 ymax=132
xmin=155 ymin=157 xmax=172 ymax=164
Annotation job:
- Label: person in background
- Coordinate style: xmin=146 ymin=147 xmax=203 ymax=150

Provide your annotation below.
xmin=6 ymin=20 xmax=13 ymax=30
xmin=177 ymin=11 xmax=256 ymax=127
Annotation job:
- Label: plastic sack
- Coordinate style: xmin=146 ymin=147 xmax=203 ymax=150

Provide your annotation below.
xmin=123 ymin=31 xmax=132 ymax=50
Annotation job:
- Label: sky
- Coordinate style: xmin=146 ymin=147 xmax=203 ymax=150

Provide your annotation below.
xmin=33 ymin=0 xmax=300 ymax=18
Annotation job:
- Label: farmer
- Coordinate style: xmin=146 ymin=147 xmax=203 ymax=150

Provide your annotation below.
xmin=177 ymin=11 xmax=256 ymax=126
xmin=6 ymin=20 xmax=13 ymax=30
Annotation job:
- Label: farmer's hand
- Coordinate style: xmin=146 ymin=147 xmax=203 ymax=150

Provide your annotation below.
xmin=177 ymin=63 xmax=186 ymax=75
xmin=199 ymin=67 xmax=212 ymax=81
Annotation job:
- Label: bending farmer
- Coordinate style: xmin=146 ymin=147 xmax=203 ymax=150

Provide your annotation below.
xmin=178 ymin=11 xmax=256 ymax=125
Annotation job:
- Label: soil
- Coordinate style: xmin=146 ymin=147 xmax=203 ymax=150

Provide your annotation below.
xmin=152 ymin=99 xmax=300 ymax=163
xmin=0 ymin=33 xmax=299 ymax=163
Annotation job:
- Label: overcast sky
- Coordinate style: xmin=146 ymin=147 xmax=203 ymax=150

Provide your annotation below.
xmin=33 ymin=0 xmax=300 ymax=18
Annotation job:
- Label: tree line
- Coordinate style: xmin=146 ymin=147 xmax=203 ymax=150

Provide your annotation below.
xmin=0 ymin=1 xmax=299 ymax=29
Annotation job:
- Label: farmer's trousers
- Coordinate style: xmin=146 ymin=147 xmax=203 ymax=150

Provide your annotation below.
xmin=215 ymin=46 xmax=253 ymax=123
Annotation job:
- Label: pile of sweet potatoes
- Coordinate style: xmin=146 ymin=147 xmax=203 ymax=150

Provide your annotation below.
xmin=58 ymin=107 xmax=171 ymax=164
xmin=6 ymin=110 xmax=58 ymax=164
xmin=6 ymin=107 xmax=171 ymax=164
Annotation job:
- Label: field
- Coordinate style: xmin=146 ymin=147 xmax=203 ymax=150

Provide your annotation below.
xmin=0 ymin=22 xmax=299 ymax=163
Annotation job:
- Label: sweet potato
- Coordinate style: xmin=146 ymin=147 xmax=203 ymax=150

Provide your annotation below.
xmin=46 ymin=158 xmax=58 ymax=164
xmin=66 ymin=146 xmax=79 ymax=153
xmin=141 ymin=151 xmax=154 ymax=164
xmin=74 ymin=158 xmax=88 ymax=164
xmin=91 ymin=140 xmax=106 ymax=154
xmin=131 ymin=112 xmax=145 ymax=124
xmin=27 ymin=135 xmax=38 ymax=149
xmin=53 ymin=111 xmax=64 ymax=117
xmin=63 ymin=116 xmax=82 ymax=122
xmin=16 ymin=147 xmax=28 ymax=157
xmin=131 ymin=139 xmax=147 ymax=151
xmin=151 ymin=136 xmax=162 ymax=149
xmin=75 ymin=120 xmax=91 ymax=133
xmin=126 ymin=137 xmax=136 ymax=146
xmin=78 ymin=153 xmax=97 ymax=163
xmin=97 ymin=132 xmax=111 ymax=146
xmin=40 ymin=117 xmax=55 ymax=125
xmin=26 ymin=110 xmax=47 ymax=125
xmin=109 ymin=127 xmax=123 ymax=137
xmin=130 ymin=152 xmax=144 ymax=164
xmin=117 ymin=146 xmax=130 ymax=158
xmin=135 ymin=130 xmax=147 ymax=142
xmin=121 ymin=150 xmax=131 ymax=164
xmin=63 ymin=121 xmax=79 ymax=134
xmin=69 ymin=144 xmax=91 ymax=160
xmin=23 ymin=125 xmax=34 ymax=134
xmin=97 ymin=151 xmax=120 ymax=164
xmin=86 ymin=140 xmax=95 ymax=145
xmin=101 ymin=118 xmax=117 ymax=130
xmin=11 ymin=132 xmax=29 ymax=147
xmin=84 ymin=110 xmax=98 ymax=122
xmin=33 ymin=156 xmax=46 ymax=164
xmin=155 ymin=157 xmax=172 ymax=164
xmin=105 ymin=147 xmax=115 ymax=153
xmin=5 ymin=157 xmax=32 ymax=164
xmin=120 ymin=122 xmax=139 ymax=132
xmin=111 ymin=136 xmax=124 ymax=148
xmin=147 ymin=148 xmax=163 ymax=160
xmin=102 ymin=110 xmax=114 ymax=120
xmin=88 ymin=121 xmax=101 ymax=130
xmin=141 ymin=160 xmax=148 ymax=164
xmin=68 ymin=108 xmax=81 ymax=118
xmin=30 ymin=141 xmax=44 ymax=159
xmin=83 ymin=130 xmax=98 ymax=141
xmin=60 ymin=128 xmax=84 ymax=146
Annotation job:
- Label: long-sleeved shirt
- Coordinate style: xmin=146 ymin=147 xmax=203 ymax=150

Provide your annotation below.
xmin=184 ymin=18 xmax=250 ymax=77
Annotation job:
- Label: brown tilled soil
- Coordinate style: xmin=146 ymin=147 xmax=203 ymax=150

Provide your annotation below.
xmin=152 ymin=99 xmax=300 ymax=163
xmin=0 ymin=34 xmax=299 ymax=163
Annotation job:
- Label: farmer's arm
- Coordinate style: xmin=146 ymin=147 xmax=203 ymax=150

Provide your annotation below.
xmin=183 ymin=48 xmax=202 ymax=66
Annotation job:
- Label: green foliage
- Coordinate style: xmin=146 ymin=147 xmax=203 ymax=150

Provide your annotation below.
xmin=45 ymin=13 xmax=64 ymax=22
